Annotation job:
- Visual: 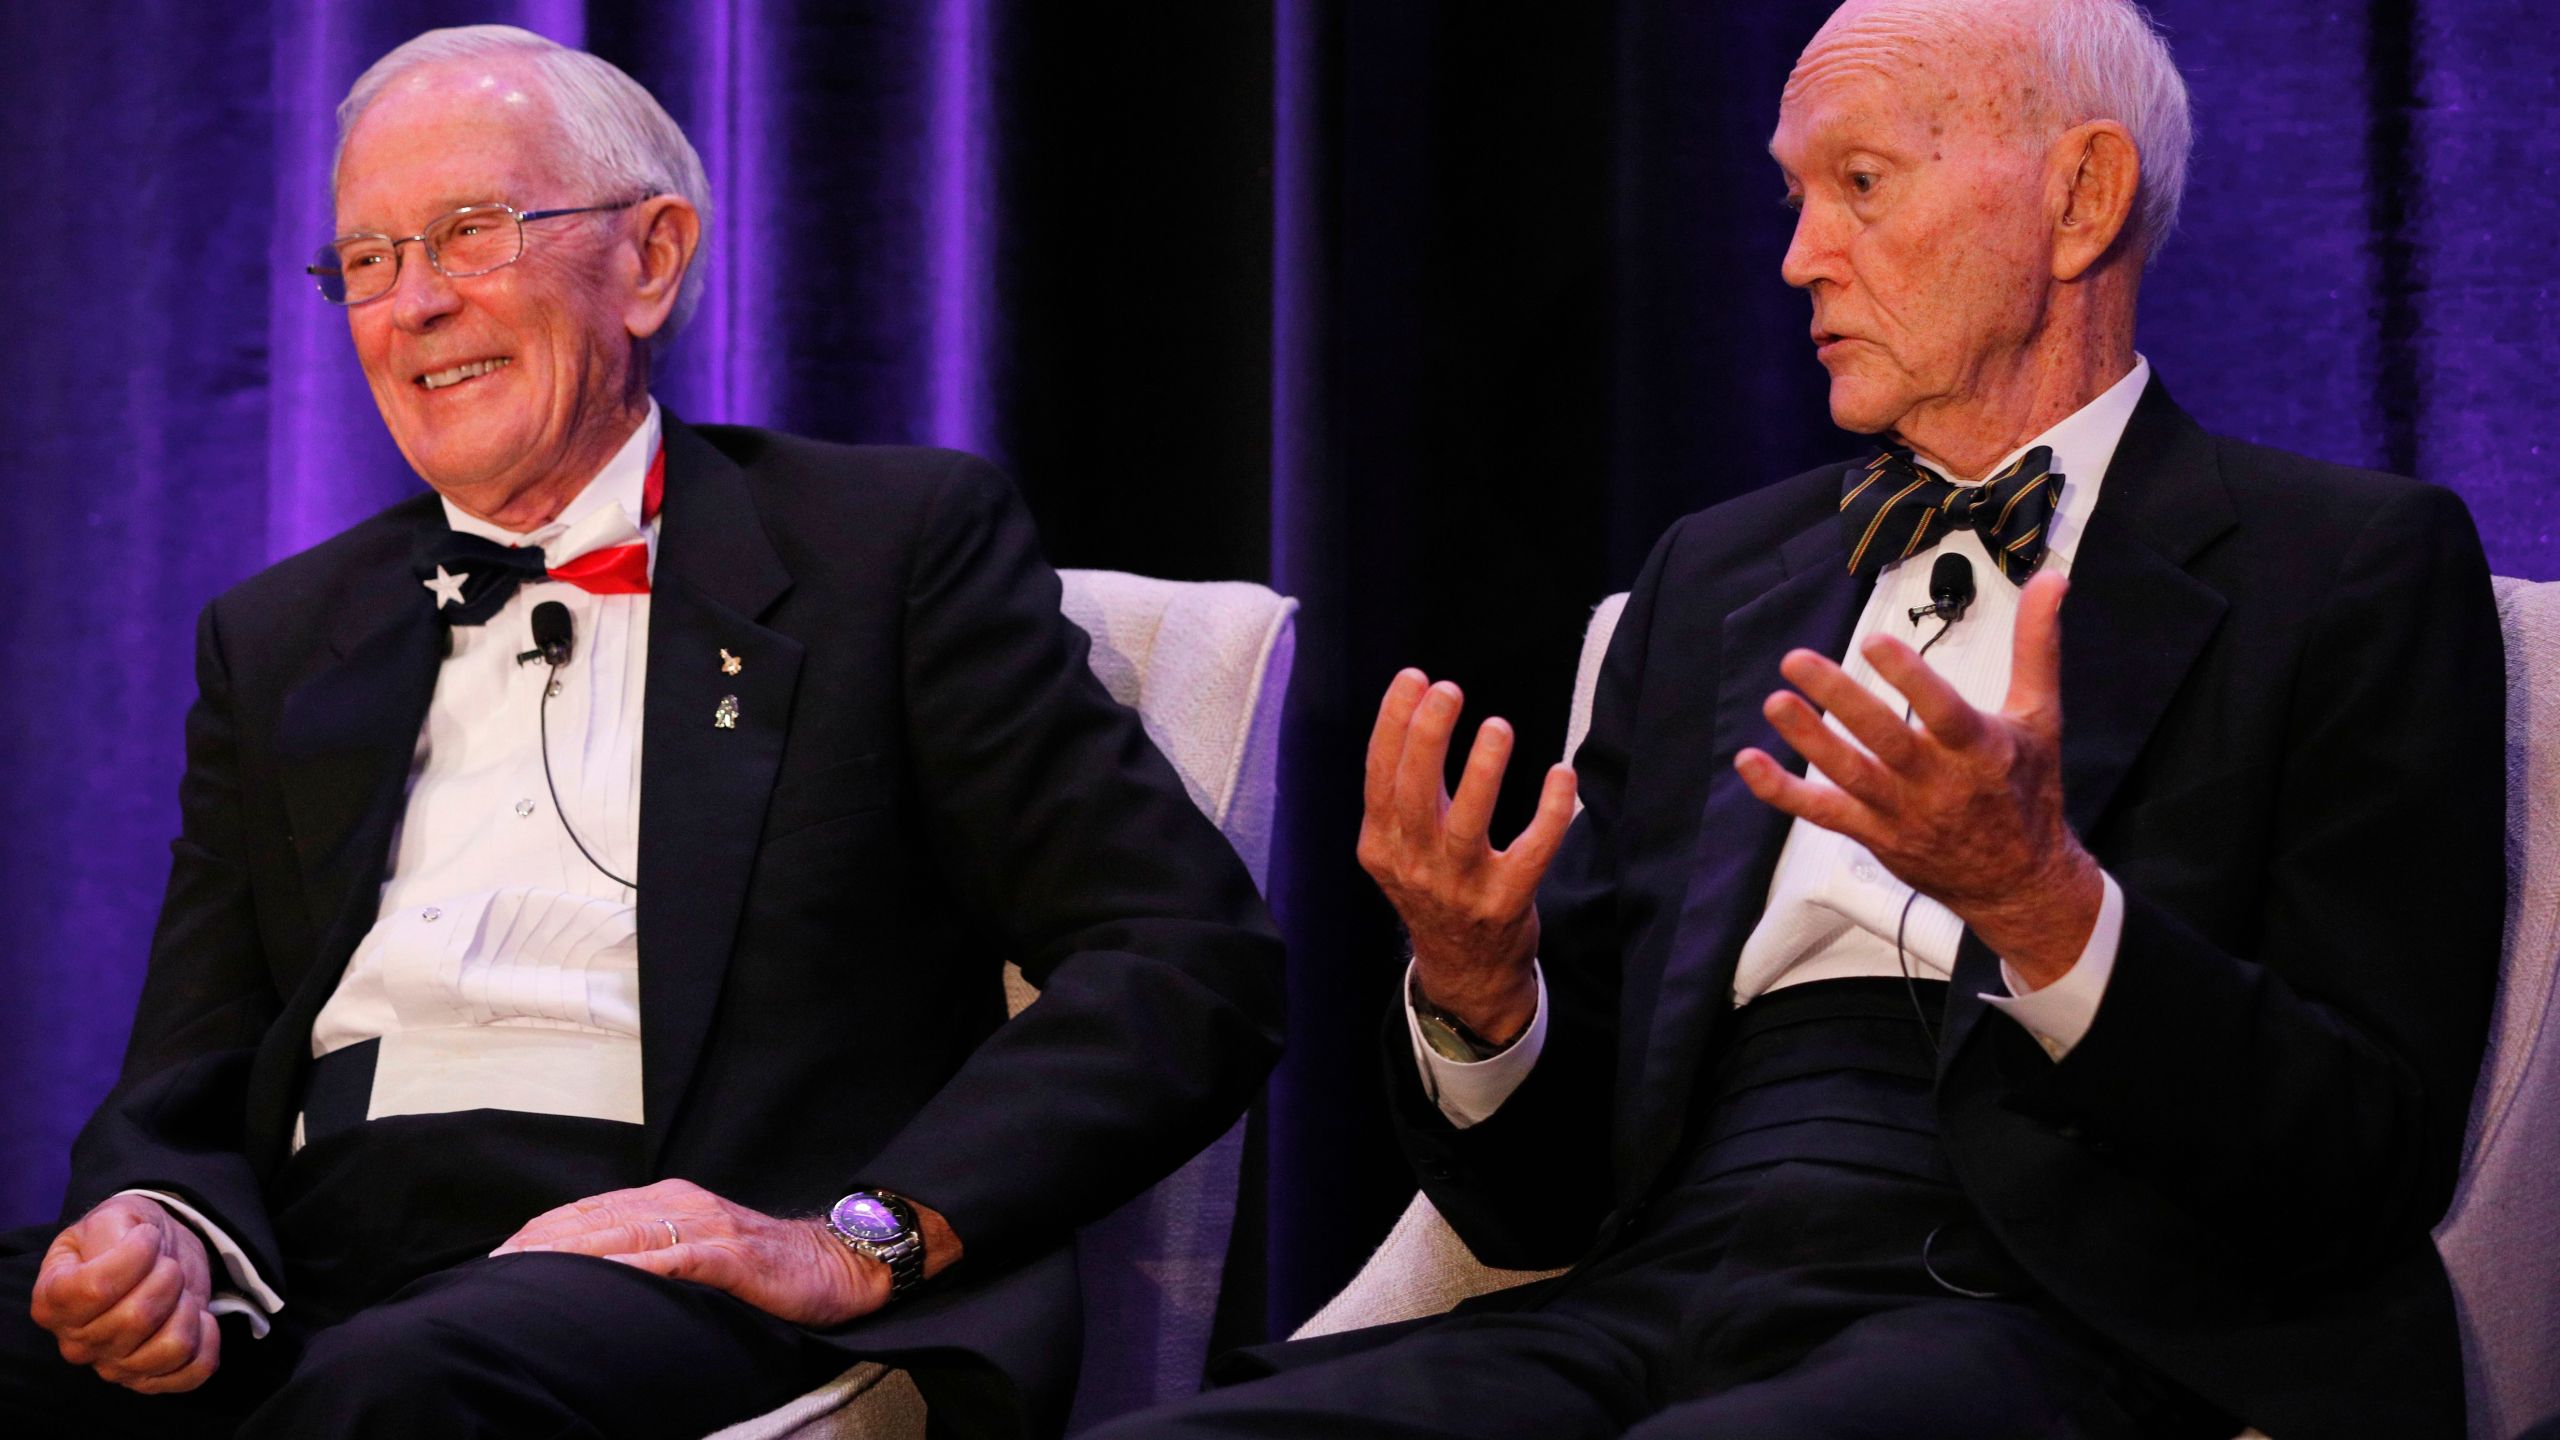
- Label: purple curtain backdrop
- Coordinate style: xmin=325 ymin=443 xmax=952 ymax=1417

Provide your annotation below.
xmin=3 ymin=0 xmax=2553 ymax=1362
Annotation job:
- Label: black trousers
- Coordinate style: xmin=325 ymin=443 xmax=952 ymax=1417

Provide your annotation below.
xmin=0 ymin=1096 xmax=850 ymax=1438
xmin=1094 ymin=980 xmax=2229 ymax=1440
xmin=0 ymin=1236 xmax=849 ymax=1439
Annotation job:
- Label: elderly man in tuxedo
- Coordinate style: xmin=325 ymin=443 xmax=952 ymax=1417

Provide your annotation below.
xmin=1099 ymin=1 xmax=2502 ymax=1438
xmin=1 ymin=24 xmax=1281 ymax=1439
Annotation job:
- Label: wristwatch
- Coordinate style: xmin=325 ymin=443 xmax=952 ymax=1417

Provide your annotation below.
xmin=1410 ymin=979 xmax=1516 ymax=1064
xmin=823 ymin=1189 xmax=926 ymax=1300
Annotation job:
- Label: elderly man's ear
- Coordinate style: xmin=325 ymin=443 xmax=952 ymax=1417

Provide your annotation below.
xmin=2048 ymin=121 xmax=2141 ymax=282
xmin=621 ymin=195 xmax=702 ymax=343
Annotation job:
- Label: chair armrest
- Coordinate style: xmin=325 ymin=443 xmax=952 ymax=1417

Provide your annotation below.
xmin=1292 ymin=1192 xmax=1562 ymax=1339
xmin=703 ymin=1362 xmax=924 ymax=1440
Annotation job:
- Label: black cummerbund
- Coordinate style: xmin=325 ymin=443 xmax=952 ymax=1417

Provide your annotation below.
xmin=274 ymin=1038 xmax=647 ymax=1321
xmin=1681 ymin=977 xmax=1952 ymax=1187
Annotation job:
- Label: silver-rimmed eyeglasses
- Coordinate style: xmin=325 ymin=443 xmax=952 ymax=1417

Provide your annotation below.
xmin=305 ymin=198 xmax=648 ymax=305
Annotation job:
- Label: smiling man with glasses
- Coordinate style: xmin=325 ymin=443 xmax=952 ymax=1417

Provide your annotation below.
xmin=0 ymin=24 xmax=1282 ymax=1439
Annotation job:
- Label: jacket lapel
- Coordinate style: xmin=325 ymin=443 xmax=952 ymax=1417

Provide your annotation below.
xmin=256 ymin=507 xmax=446 ymax=1162
xmin=635 ymin=419 xmax=803 ymax=1158
xmin=1940 ymin=379 xmax=2235 ymax=1062
xmin=1617 ymin=493 xmax=1870 ymax=1199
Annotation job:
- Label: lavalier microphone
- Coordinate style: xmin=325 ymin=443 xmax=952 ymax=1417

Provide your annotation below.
xmin=1907 ymin=553 xmax=1977 ymax=626
xmin=517 ymin=600 xmax=574 ymax=667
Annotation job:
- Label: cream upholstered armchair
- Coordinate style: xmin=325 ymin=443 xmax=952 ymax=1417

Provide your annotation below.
xmin=1298 ymin=578 xmax=2560 ymax=1440
xmin=714 ymin=569 xmax=1298 ymax=1440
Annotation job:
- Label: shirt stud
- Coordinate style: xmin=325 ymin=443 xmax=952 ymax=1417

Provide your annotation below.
xmin=714 ymin=694 xmax=741 ymax=729
xmin=515 ymin=798 xmax=537 ymax=818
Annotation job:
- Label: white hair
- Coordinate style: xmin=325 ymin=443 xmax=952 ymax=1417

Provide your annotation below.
xmin=2034 ymin=0 xmax=2193 ymax=264
xmin=332 ymin=26 xmax=714 ymax=339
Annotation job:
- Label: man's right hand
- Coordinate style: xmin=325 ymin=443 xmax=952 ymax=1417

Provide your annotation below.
xmin=1357 ymin=669 xmax=1578 ymax=1048
xmin=30 ymin=1194 xmax=222 ymax=1394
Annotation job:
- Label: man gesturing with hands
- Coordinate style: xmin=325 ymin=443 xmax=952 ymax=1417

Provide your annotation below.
xmin=1097 ymin=2 xmax=2502 ymax=1437
xmin=1735 ymin=570 xmax=2105 ymax=992
xmin=1368 ymin=565 xmax=2103 ymax=1074
xmin=1360 ymin=673 xmax=1577 ymax=1058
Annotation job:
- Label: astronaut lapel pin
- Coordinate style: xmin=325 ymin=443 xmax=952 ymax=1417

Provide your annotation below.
xmin=713 ymin=650 xmax=745 ymax=729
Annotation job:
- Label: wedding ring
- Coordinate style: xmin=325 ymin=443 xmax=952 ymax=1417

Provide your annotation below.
xmin=659 ymin=1217 xmax=681 ymax=1248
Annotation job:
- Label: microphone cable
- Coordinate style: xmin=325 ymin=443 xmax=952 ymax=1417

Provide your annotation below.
xmin=519 ymin=601 xmax=638 ymax=893
xmin=1889 ymin=555 xmax=2019 ymax=1297
xmin=1893 ymin=608 xmax=1958 ymax=1056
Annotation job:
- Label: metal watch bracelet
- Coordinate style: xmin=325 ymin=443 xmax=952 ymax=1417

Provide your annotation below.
xmin=822 ymin=1189 xmax=927 ymax=1299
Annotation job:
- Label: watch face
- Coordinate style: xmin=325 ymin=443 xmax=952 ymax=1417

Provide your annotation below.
xmin=833 ymin=1194 xmax=904 ymax=1243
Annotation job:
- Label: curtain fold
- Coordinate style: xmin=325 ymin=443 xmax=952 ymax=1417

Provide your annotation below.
xmin=2 ymin=1 xmax=2551 ymax=1357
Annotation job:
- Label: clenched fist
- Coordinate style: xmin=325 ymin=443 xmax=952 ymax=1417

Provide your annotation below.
xmin=31 ymin=1194 xmax=222 ymax=1394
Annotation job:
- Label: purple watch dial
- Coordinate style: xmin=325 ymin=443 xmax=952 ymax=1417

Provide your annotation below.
xmin=833 ymin=1195 xmax=904 ymax=1242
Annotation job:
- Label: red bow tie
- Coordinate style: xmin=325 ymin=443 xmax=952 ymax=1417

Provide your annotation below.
xmin=543 ymin=446 xmax=666 ymax=595
xmin=415 ymin=447 xmax=667 ymax=625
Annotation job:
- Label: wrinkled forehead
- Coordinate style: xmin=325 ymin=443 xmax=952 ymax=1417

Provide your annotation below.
xmin=335 ymin=61 xmax=570 ymax=229
xmin=1771 ymin=3 xmax=2039 ymax=164
xmin=1770 ymin=55 xmax=1935 ymax=167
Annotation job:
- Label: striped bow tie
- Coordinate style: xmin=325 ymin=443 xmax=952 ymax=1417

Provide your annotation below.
xmin=412 ymin=446 xmax=665 ymax=626
xmin=1838 ymin=444 xmax=2062 ymax=582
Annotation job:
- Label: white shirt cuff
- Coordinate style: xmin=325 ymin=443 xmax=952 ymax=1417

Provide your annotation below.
xmin=1980 ymin=871 xmax=2124 ymax=1062
xmin=1405 ymin=958 xmax=1548 ymax=1129
xmin=114 ymin=1189 xmax=283 ymax=1337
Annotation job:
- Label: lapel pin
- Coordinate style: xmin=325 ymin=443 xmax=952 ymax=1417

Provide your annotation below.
xmin=719 ymin=648 xmax=744 ymax=676
xmin=714 ymin=694 xmax=741 ymax=729
xmin=423 ymin=565 xmax=468 ymax=610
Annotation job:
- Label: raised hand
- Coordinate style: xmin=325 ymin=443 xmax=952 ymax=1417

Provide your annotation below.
xmin=1357 ymin=669 xmax=1579 ymax=1045
xmin=30 ymin=1194 xmax=222 ymax=1394
xmin=1732 ymin=570 xmax=2102 ymax=986
xmin=490 ymin=1178 xmax=956 ymax=1327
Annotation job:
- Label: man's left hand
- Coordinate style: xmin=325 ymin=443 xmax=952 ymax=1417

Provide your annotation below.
xmin=1733 ymin=569 xmax=2102 ymax=987
xmin=491 ymin=1179 xmax=892 ymax=1327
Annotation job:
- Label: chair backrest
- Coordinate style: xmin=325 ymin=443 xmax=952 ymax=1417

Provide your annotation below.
xmin=2440 ymin=576 xmax=2560 ymax=1440
xmin=1565 ymin=593 xmax=1629 ymax=773
xmin=1057 ymin=570 xmax=1296 ymax=885
xmin=1051 ymin=569 xmax=1298 ymax=1430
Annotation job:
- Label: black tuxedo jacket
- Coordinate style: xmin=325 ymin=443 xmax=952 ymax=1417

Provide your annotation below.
xmin=1393 ymin=381 xmax=2504 ymax=1439
xmin=61 ymin=418 xmax=1285 ymax=1433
